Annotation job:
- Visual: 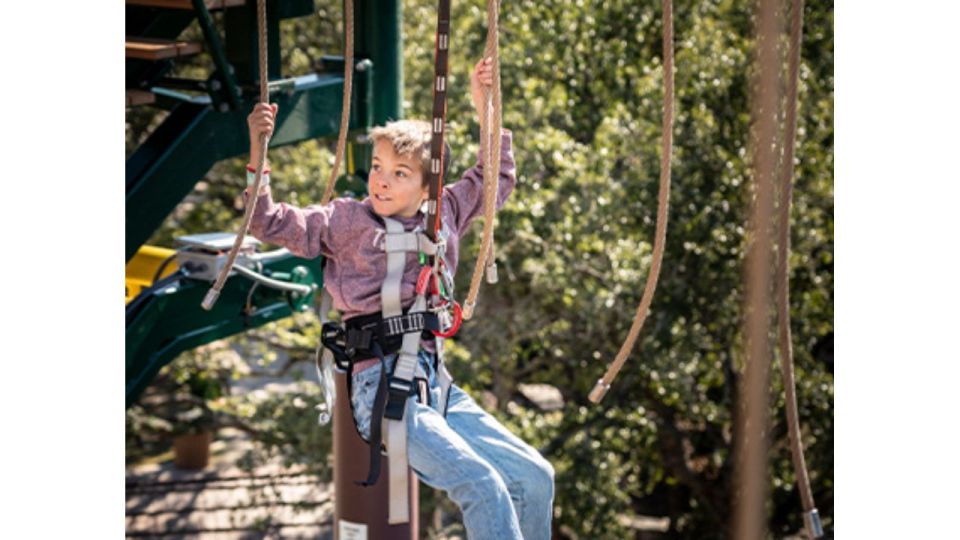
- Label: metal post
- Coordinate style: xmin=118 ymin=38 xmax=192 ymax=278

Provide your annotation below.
xmin=333 ymin=371 xmax=418 ymax=539
xmin=354 ymin=0 xmax=403 ymax=123
xmin=333 ymin=0 xmax=413 ymax=538
xmin=224 ymin=0 xmax=281 ymax=86
xmin=347 ymin=0 xmax=403 ymax=175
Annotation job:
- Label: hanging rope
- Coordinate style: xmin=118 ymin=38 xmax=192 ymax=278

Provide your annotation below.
xmin=320 ymin=0 xmax=354 ymax=205
xmin=462 ymin=0 xmax=502 ymax=321
xmin=732 ymin=0 xmax=780 ymax=537
xmin=588 ymin=0 xmax=673 ymax=404
xmin=776 ymin=1 xmax=823 ymax=537
xmin=202 ymin=0 xmax=270 ymax=310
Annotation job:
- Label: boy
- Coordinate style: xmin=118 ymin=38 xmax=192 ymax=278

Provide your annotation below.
xmin=243 ymin=58 xmax=554 ymax=539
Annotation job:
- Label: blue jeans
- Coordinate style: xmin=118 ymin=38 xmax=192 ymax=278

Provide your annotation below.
xmin=351 ymin=351 xmax=555 ymax=540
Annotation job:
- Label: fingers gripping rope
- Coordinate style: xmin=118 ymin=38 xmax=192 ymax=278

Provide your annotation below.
xmin=203 ymin=0 xmax=271 ymax=311
xmin=462 ymin=0 xmax=502 ymax=321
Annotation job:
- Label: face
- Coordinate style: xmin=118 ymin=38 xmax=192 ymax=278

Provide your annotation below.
xmin=368 ymin=139 xmax=429 ymax=218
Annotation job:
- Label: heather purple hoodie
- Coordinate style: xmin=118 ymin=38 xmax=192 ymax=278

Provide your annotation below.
xmin=246 ymin=131 xmax=515 ymax=321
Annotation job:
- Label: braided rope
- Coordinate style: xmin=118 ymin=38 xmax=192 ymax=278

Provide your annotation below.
xmin=776 ymin=1 xmax=821 ymax=537
xmin=732 ymin=0 xmax=781 ymax=536
xmin=320 ymin=0 xmax=354 ymax=206
xmin=462 ymin=0 xmax=501 ymax=320
xmin=203 ymin=0 xmax=270 ymax=310
xmin=588 ymin=0 xmax=673 ymax=403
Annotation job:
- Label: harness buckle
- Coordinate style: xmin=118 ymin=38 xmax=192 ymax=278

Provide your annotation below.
xmin=384 ymin=377 xmax=413 ymax=421
xmin=320 ymin=322 xmax=352 ymax=370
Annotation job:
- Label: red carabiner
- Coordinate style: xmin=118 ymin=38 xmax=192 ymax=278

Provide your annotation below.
xmin=416 ymin=265 xmax=445 ymax=296
xmin=433 ymin=301 xmax=463 ymax=338
xmin=415 ymin=266 xmax=433 ymax=295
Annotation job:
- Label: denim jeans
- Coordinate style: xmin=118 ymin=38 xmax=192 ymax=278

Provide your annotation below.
xmin=350 ymin=351 xmax=555 ymax=540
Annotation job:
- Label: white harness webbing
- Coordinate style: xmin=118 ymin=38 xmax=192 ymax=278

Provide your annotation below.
xmin=315 ymin=289 xmax=336 ymax=426
xmin=382 ymin=217 xmax=447 ymax=524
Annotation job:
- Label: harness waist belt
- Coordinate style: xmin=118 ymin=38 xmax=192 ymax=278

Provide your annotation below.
xmin=321 ymin=310 xmax=439 ymax=369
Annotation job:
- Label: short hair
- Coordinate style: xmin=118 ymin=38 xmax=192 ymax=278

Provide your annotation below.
xmin=369 ymin=119 xmax=452 ymax=187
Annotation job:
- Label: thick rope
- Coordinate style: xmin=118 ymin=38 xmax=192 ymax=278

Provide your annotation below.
xmin=588 ymin=0 xmax=673 ymax=403
xmin=203 ymin=0 xmax=270 ymax=310
xmin=776 ymin=1 xmax=822 ymax=538
xmin=462 ymin=0 xmax=501 ymax=320
xmin=320 ymin=0 xmax=354 ymax=206
xmin=732 ymin=0 xmax=780 ymax=537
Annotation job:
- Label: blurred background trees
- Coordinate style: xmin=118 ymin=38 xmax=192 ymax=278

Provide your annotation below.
xmin=126 ymin=0 xmax=833 ymax=537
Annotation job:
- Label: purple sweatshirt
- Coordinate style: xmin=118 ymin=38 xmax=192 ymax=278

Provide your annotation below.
xmin=246 ymin=131 xmax=516 ymax=322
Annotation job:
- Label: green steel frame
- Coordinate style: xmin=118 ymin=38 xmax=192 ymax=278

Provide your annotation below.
xmin=125 ymin=69 xmax=373 ymax=261
xmin=126 ymin=254 xmax=321 ymax=408
xmin=125 ymin=0 xmax=403 ymax=407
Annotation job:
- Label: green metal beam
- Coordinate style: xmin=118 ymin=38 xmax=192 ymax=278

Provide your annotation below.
xmin=224 ymin=0 xmax=281 ymax=86
xmin=191 ymin=0 xmax=242 ymax=110
xmin=126 ymin=253 xmax=321 ymax=407
xmin=342 ymin=0 xmax=403 ymax=179
xmin=355 ymin=0 xmax=403 ymax=124
xmin=126 ymin=68 xmax=372 ymax=262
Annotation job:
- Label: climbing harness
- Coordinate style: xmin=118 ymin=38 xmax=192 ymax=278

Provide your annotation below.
xmin=462 ymin=0 xmax=502 ymax=320
xmin=314 ymin=0 xmax=461 ymax=525
xmin=318 ymin=218 xmax=458 ymax=524
xmin=775 ymin=1 xmax=822 ymax=537
xmin=589 ymin=0 xmax=674 ymax=404
xmin=202 ymin=0 xmax=271 ymax=310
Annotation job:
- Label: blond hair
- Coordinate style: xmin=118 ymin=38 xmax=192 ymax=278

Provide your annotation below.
xmin=369 ymin=120 xmax=452 ymax=187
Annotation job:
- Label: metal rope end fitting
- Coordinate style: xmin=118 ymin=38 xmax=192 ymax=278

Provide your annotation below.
xmin=201 ymin=288 xmax=221 ymax=311
xmin=462 ymin=301 xmax=476 ymax=321
xmin=804 ymin=508 xmax=824 ymax=539
xmin=485 ymin=262 xmax=499 ymax=284
xmin=588 ymin=379 xmax=611 ymax=403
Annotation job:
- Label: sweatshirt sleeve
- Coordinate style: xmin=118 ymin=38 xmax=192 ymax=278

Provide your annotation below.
xmin=441 ymin=129 xmax=516 ymax=236
xmin=243 ymin=186 xmax=353 ymax=259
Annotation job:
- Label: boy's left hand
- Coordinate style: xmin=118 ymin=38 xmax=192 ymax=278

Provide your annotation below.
xmin=470 ymin=57 xmax=495 ymax=121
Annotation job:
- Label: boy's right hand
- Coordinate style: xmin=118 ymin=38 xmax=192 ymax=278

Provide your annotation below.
xmin=247 ymin=102 xmax=277 ymax=169
xmin=248 ymin=102 xmax=278 ymax=142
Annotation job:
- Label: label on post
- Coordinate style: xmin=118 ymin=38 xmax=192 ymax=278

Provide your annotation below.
xmin=339 ymin=519 xmax=368 ymax=540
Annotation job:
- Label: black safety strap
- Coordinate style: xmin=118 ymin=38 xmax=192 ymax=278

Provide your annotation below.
xmin=358 ymin=342 xmax=390 ymax=487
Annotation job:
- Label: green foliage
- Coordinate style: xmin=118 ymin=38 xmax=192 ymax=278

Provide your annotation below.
xmin=404 ymin=0 xmax=833 ymax=537
xmin=127 ymin=0 xmax=833 ymax=537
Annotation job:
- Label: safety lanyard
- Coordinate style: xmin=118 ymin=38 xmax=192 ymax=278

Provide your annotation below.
xmin=425 ymin=0 xmax=451 ymax=244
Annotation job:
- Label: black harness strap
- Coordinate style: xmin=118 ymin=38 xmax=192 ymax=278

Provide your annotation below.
xmin=358 ymin=343 xmax=389 ymax=486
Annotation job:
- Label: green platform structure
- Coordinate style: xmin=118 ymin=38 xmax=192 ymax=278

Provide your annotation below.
xmin=125 ymin=0 xmax=401 ymax=407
